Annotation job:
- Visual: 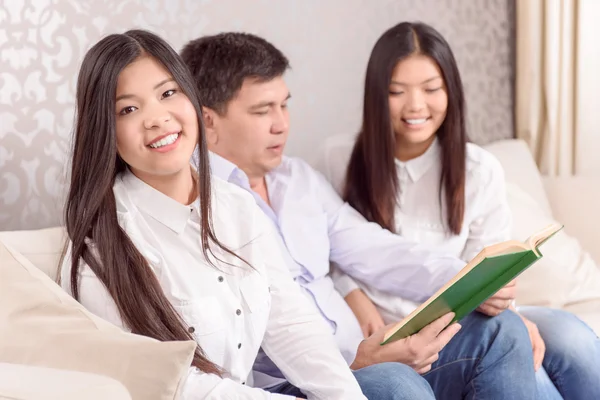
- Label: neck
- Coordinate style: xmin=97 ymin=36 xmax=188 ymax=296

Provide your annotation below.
xmin=395 ymin=135 xmax=436 ymax=162
xmin=248 ymin=174 xmax=270 ymax=205
xmin=133 ymin=166 xmax=197 ymax=205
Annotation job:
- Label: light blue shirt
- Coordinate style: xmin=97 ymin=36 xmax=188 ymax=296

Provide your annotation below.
xmin=208 ymin=151 xmax=465 ymax=388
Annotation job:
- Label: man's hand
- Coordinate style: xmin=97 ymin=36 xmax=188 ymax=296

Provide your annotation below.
xmin=351 ymin=312 xmax=461 ymax=374
xmin=477 ymin=280 xmax=517 ymax=316
xmin=520 ymin=314 xmax=546 ymax=371
xmin=344 ymin=289 xmax=386 ymax=338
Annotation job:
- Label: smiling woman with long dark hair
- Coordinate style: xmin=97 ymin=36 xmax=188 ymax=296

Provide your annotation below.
xmin=320 ymin=21 xmax=600 ymax=400
xmin=59 ymin=29 xmax=366 ymax=399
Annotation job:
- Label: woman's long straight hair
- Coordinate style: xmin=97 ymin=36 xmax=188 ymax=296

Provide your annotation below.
xmin=344 ymin=22 xmax=467 ymax=235
xmin=65 ymin=29 xmax=229 ymax=375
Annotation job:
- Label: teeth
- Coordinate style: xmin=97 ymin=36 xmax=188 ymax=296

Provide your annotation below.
xmin=149 ymin=133 xmax=179 ymax=148
xmin=405 ymin=118 xmax=428 ymax=125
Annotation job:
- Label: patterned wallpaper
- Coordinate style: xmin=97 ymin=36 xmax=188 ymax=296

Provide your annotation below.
xmin=0 ymin=0 xmax=515 ymax=231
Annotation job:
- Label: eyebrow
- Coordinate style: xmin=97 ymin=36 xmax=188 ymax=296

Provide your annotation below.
xmin=115 ymin=78 xmax=176 ymax=102
xmin=249 ymin=93 xmax=292 ymax=110
xmin=390 ymin=76 xmax=442 ymax=86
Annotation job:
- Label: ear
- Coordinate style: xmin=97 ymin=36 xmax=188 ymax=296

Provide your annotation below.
xmin=202 ymin=106 xmax=219 ymax=145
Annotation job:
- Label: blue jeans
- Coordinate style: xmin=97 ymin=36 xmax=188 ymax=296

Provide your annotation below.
xmin=520 ymin=306 xmax=600 ymax=400
xmin=266 ymin=362 xmax=435 ymax=399
xmin=423 ymin=309 xmax=537 ymax=399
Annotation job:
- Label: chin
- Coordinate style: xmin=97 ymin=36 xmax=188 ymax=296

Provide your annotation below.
xmin=402 ymin=132 xmax=435 ymax=145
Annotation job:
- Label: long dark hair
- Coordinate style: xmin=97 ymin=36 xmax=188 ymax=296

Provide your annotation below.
xmin=65 ymin=30 xmax=226 ymax=375
xmin=344 ymin=21 xmax=467 ymax=235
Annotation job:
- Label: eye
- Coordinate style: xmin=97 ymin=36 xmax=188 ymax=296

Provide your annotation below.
xmin=162 ymin=89 xmax=177 ymax=99
xmin=119 ymin=106 xmax=137 ymax=116
xmin=253 ymin=109 xmax=269 ymax=116
xmin=425 ymin=87 xmax=442 ymax=93
xmin=389 ymin=90 xmax=404 ymax=96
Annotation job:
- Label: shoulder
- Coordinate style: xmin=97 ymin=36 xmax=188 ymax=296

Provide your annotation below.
xmin=210 ymin=175 xmax=263 ymax=245
xmin=211 ymin=175 xmax=259 ymax=215
xmin=465 ymin=142 xmax=506 ymax=185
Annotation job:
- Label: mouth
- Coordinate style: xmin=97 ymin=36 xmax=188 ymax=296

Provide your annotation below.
xmin=267 ymin=144 xmax=284 ymax=152
xmin=402 ymin=118 xmax=431 ymax=126
xmin=147 ymin=132 xmax=181 ymax=149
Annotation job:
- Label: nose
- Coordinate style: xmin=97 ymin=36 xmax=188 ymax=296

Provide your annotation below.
xmin=143 ymin=101 xmax=171 ymax=130
xmin=406 ymin=90 xmax=426 ymax=112
xmin=271 ymin=106 xmax=289 ymax=135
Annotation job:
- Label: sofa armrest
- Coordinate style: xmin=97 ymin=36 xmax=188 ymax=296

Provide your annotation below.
xmin=543 ymin=177 xmax=600 ymax=264
xmin=0 ymin=363 xmax=132 ymax=400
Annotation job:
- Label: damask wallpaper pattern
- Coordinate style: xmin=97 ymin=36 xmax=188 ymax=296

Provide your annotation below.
xmin=0 ymin=0 xmax=515 ymax=230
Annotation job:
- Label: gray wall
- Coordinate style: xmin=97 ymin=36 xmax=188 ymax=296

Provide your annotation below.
xmin=0 ymin=0 xmax=515 ymax=231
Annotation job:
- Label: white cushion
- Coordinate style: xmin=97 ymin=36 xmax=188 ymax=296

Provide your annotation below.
xmin=506 ymin=182 xmax=600 ymax=331
xmin=483 ymin=139 xmax=553 ymax=215
xmin=0 ymin=363 xmax=131 ymax=400
xmin=0 ymin=226 xmax=65 ymax=281
xmin=0 ymin=240 xmax=196 ymax=400
xmin=543 ymin=177 xmax=600 ymax=264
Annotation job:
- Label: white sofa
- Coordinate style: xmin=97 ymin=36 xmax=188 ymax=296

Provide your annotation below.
xmin=0 ymin=139 xmax=598 ymax=398
xmin=484 ymin=139 xmax=600 ymax=334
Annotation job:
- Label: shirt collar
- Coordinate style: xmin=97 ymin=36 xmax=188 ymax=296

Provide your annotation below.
xmin=395 ymin=137 xmax=441 ymax=182
xmin=208 ymin=151 xmax=252 ymax=188
xmin=120 ymin=168 xmax=194 ymax=234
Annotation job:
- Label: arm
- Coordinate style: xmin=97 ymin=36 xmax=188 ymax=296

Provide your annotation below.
xmin=59 ymin=244 xmax=296 ymax=400
xmin=458 ymin=154 xmax=519 ymax=316
xmin=308 ymin=167 xmax=465 ymax=302
xmin=331 ymin=266 xmax=385 ymax=338
xmin=255 ymin=212 xmax=366 ymax=400
xmin=460 ymin=159 xmax=512 ymax=262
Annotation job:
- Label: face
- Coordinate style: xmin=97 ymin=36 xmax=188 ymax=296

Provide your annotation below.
xmin=114 ymin=56 xmax=198 ymax=181
xmin=205 ymin=76 xmax=290 ymax=180
xmin=388 ymin=54 xmax=448 ymax=158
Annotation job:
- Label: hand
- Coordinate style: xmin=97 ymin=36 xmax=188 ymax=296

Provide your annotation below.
xmin=520 ymin=314 xmax=546 ymax=371
xmin=477 ymin=280 xmax=517 ymax=316
xmin=351 ymin=312 xmax=461 ymax=375
xmin=344 ymin=289 xmax=386 ymax=338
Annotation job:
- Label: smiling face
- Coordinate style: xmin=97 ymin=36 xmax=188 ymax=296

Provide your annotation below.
xmin=204 ymin=76 xmax=290 ymax=181
xmin=388 ymin=53 xmax=448 ymax=160
xmin=114 ymin=56 xmax=198 ymax=182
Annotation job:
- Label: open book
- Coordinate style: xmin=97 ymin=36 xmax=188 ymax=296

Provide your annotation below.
xmin=381 ymin=223 xmax=563 ymax=345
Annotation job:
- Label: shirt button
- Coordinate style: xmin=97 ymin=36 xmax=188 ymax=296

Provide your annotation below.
xmin=238 ymin=343 xmax=242 ymax=349
xmin=218 ymin=276 xmax=224 ymax=282
xmin=236 ymin=309 xmax=242 ymax=316
xmin=188 ymin=326 xmax=195 ymax=333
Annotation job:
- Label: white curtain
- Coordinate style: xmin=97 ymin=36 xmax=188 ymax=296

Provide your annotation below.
xmin=515 ymin=0 xmax=579 ymax=176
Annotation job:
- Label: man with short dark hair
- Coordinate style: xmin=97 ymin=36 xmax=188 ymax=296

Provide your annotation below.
xmin=181 ymin=32 xmax=537 ymax=399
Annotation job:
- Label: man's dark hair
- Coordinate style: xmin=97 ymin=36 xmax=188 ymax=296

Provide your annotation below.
xmin=180 ymin=32 xmax=290 ymax=113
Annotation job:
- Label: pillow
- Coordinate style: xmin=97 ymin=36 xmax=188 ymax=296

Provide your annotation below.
xmin=483 ymin=139 xmax=553 ymax=216
xmin=507 ymin=182 xmax=600 ymax=309
xmin=0 ymin=362 xmax=131 ymax=400
xmin=0 ymin=240 xmax=196 ymax=400
xmin=0 ymin=226 xmax=66 ymax=281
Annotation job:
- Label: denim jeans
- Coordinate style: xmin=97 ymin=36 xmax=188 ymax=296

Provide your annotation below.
xmin=268 ymin=310 xmax=539 ymax=399
xmin=266 ymin=362 xmax=435 ymax=399
xmin=520 ymin=306 xmax=600 ymax=400
xmin=422 ymin=309 xmax=537 ymax=399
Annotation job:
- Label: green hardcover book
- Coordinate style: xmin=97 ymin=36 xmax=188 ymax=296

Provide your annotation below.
xmin=381 ymin=223 xmax=563 ymax=345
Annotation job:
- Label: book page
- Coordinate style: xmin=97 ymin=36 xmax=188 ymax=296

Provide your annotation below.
xmin=526 ymin=224 xmax=563 ymax=249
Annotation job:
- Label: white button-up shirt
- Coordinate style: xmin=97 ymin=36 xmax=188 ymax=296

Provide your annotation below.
xmin=60 ymin=169 xmax=366 ymax=400
xmin=318 ymin=134 xmax=510 ymax=322
xmin=207 ymin=151 xmax=465 ymax=383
